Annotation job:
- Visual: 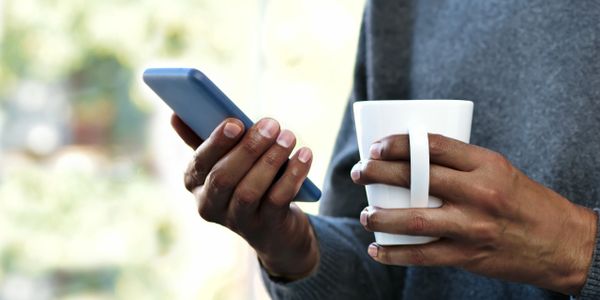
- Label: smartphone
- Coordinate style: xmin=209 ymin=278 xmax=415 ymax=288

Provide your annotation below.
xmin=143 ymin=68 xmax=321 ymax=202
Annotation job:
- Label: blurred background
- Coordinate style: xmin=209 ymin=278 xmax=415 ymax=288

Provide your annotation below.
xmin=0 ymin=0 xmax=363 ymax=299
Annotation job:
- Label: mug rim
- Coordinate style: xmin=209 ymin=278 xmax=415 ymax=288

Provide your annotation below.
xmin=354 ymin=99 xmax=473 ymax=106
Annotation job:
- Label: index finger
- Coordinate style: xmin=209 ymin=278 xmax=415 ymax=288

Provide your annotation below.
xmin=371 ymin=134 xmax=485 ymax=171
xmin=183 ymin=118 xmax=245 ymax=191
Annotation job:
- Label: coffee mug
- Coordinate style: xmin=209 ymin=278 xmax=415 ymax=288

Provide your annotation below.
xmin=353 ymin=100 xmax=474 ymax=245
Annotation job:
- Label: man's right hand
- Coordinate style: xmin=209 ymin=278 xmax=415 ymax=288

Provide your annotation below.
xmin=171 ymin=114 xmax=319 ymax=280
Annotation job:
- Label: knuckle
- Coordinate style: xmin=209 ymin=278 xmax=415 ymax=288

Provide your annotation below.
xmin=289 ymin=166 xmax=300 ymax=178
xmin=471 ymin=221 xmax=499 ymax=244
xmin=360 ymin=160 xmax=376 ymax=179
xmin=184 ymin=155 xmax=210 ymax=191
xmin=206 ymin=170 xmax=235 ymax=194
xmin=407 ymin=211 xmax=428 ymax=234
xmin=287 ymin=164 xmax=305 ymax=181
xmin=197 ymin=202 xmax=216 ymax=223
xmin=490 ymin=151 xmax=507 ymax=164
xmin=500 ymin=161 xmax=519 ymax=183
xmin=377 ymin=247 xmax=391 ymax=264
xmin=366 ymin=210 xmax=381 ymax=230
xmin=428 ymin=134 xmax=448 ymax=157
xmin=479 ymin=185 xmax=504 ymax=203
xmin=395 ymin=162 xmax=410 ymax=186
xmin=378 ymin=139 xmax=390 ymax=157
xmin=488 ymin=152 xmax=513 ymax=173
xmin=184 ymin=167 xmax=204 ymax=192
xmin=234 ymin=188 xmax=261 ymax=206
xmin=473 ymin=183 xmax=511 ymax=214
xmin=262 ymin=151 xmax=282 ymax=168
xmin=264 ymin=192 xmax=280 ymax=204
xmin=264 ymin=193 xmax=286 ymax=208
xmin=242 ymin=134 xmax=267 ymax=156
xmin=407 ymin=247 xmax=427 ymax=265
xmin=184 ymin=171 xmax=197 ymax=191
xmin=197 ymin=204 xmax=209 ymax=219
xmin=382 ymin=135 xmax=405 ymax=156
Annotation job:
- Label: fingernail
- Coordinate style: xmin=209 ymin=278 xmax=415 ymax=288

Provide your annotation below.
xmin=368 ymin=243 xmax=379 ymax=258
xmin=258 ymin=118 xmax=279 ymax=138
xmin=223 ymin=122 xmax=242 ymax=138
xmin=276 ymin=129 xmax=294 ymax=148
xmin=360 ymin=209 xmax=368 ymax=226
xmin=298 ymin=147 xmax=312 ymax=163
xmin=370 ymin=142 xmax=381 ymax=159
xmin=351 ymin=163 xmax=361 ymax=181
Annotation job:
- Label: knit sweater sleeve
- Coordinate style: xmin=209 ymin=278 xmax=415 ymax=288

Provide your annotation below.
xmin=261 ymin=215 xmax=403 ymax=300
xmin=576 ymin=209 xmax=600 ymax=299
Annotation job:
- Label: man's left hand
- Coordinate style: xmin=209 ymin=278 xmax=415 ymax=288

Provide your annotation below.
xmin=351 ymin=134 xmax=597 ymax=295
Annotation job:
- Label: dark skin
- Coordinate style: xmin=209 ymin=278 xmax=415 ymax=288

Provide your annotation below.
xmin=351 ymin=134 xmax=598 ymax=295
xmin=173 ymin=114 xmax=597 ymax=295
xmin=172 ymin=114 xmax=319 ymax=279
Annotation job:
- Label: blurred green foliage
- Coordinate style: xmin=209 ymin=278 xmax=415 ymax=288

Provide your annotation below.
xmin=0 ymin=0 xmax=219 ymax=297
xmin=0 ymin=1 xmax=147 ymax=149
xmin=0 ymin=0 xmax=244 ymax=150
xmin=0 ymin=161 xmax=175 ymax=298
xmin=0 ymin=0 xmax=363 ymax=298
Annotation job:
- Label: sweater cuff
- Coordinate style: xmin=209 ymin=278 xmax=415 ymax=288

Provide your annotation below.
xmin=260 ymin=215 xmax=374 ymax=299
xmin=577 ymin=208 xmax=600 ymax=299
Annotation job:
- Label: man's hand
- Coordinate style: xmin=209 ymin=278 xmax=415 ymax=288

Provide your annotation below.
xmin=351 ymin=134 xmax=598 ymax=295
xmin=171 ymin=114 xmax=319 ymax=280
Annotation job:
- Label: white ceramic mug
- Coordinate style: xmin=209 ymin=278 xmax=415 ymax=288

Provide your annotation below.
xmin=353 ymin=100 xmax=474 ymax=245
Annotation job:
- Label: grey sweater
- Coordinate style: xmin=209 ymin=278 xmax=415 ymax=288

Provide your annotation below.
xmin=262 ymin=1 xmax=600 ymax=299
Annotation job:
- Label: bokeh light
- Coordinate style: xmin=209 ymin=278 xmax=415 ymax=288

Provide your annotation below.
xmin=0 ymin=0 xmax=364 ymax=299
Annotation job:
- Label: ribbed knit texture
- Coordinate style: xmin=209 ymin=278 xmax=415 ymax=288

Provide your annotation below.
xmin=262 ymin=0 xmax=600 ymax=299
xmin=580 ymin=209 xmax=600 ymax=299
xmin=261 ymin=216 xmax=402 ymax=300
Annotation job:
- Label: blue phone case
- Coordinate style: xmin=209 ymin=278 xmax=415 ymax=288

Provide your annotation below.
xmin=143 ymin=68 xmax=321 ymax=202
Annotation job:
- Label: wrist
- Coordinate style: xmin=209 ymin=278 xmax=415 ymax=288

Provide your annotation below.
xmin=555 ymin=204 xmax=598 ymax=295
xmin=257 ymin=217 xmax=320 ymax=281
xmin=258 ymin=242 xmax=319 ymax=281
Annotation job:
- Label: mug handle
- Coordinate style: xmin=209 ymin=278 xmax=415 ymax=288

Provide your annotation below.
xmin=409 ymin=127 xmax=429 ymax=208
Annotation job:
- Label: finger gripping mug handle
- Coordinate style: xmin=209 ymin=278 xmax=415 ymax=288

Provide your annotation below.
xmin=409 ymin=127 xmax=429 ymax=208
